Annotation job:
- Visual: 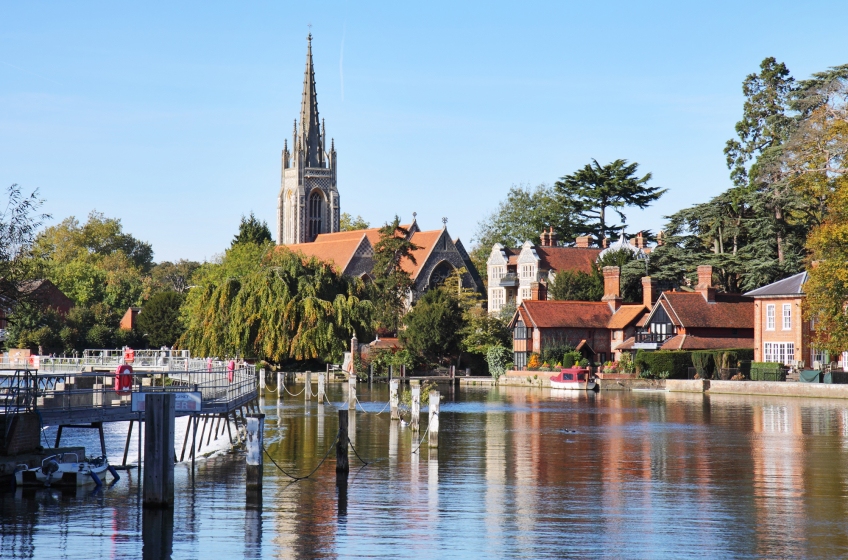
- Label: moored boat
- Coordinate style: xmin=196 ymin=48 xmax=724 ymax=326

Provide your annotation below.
xmin=550 ymin=367 xmax=597 ymax=391
xmin=15 ymin=453 xmax=120 ymax=487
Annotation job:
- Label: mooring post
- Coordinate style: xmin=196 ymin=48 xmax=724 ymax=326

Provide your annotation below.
xmin=401 ymin=365 xmax=406 ymax=378
xmin=428 ymin=390 xmax=440 ymax=449
xmin=410 ymin=380 xmax=420 ymax=432
xmin=390 ymin=379 xmax=400 ymax=420
xmin=348 ymin=374 xmax=356 ymax=409
xmin=336 ymin=409 xmax=349 ymax=474
xmin=318 ymin=371 xmax=325 ymax=403
xmin=245 ymin=414 xmax=265 ymax=491
xmin=259 ymin=368 xmax=265 ymax=396
xmin=389 ymin=365 xmax=393 ymax=383
xmin=305 ymin=371 xmax=312 ymax=401
xmin=143 ymin=393 xmax=175 ymax=507
xmin=277 ymin=371 xmax=283 ymax=400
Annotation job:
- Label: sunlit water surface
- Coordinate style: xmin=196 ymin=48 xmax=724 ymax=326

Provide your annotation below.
xmin=4 ymin=385 xmax=848 ymax=558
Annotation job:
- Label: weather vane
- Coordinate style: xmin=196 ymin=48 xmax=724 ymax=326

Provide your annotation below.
xmin=442 ymin=217 xmax=448 ymax=226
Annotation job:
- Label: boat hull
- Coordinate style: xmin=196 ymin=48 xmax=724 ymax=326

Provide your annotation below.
xmin=15 ymin=461 xmax=110 ymax=487
xmin=550 ymin=380 xmax=597 ymax=391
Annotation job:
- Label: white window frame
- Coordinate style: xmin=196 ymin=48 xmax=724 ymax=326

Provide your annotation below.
xmin=782 ymin=304 xmax=791 ymax=330
xmin=764 ymin=342 xmax=795 ymax=365
xmin=766 ymin=304 xmax=775 ymax=330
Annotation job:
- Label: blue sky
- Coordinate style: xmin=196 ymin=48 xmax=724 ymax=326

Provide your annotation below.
xmin=3 ymin=1 xmax=847 ymax=262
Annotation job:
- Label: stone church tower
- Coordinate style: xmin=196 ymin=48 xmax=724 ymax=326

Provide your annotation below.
xmin=278 ymin=34 xmax=340 ymax=245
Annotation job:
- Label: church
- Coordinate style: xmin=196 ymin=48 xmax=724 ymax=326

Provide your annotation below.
xmin=277 ymin=35 xmax=482 ymax=301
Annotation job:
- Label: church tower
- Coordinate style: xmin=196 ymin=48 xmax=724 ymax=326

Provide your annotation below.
xmin=278 ymin=34 xmax=340 ymax=245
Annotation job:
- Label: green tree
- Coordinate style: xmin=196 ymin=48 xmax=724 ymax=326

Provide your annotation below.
xmin=400 ymin=288 xmax=464 ymax=366
xmin=181 ymin=247 xmax=372 ymax=363
xmin=471 ymin=184 xmax=576 ymax=281
xmin=148 ymin=259 xmax=201 ymax=294
xmin=554 ymin=159 xmax=666 ymax=244
xmin=0 ymin=184 xmax=49 ymax=311
xmin=137 ymin=291 xmax=185 ymax=348
xmin=340 ymin=212 xmax=370 ymax=231
xmin=232 ymin=212 xmax=273 ymax=246
xmin=371 ymin=217 xmax=419 ymax=334
xmin=548 ymin=269 xmax=603 ymax=301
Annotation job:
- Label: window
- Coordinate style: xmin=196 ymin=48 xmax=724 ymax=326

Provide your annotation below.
xmin=520 ymin=264 xmax=535 ymax=278
xmin=766 ymin=304 xmax=775 ymax=330
xmin=307 ymin=191 xmax=323 ymax=241
xmin=812 ymin=347 xmax=827 ymax=367
xmin=764 ymin=342 xmax=795 ymax=365
xmin=514 ymin=352 xmax=528 ymax=370
xmin=782 ymin=304 xmax=791 ymax=330
xmin=490 ymin=289 xmax=504 ymax=311
xmin=514 ymin=320 xmax=530 ymax=340
xmin=520 ymin=288 xmax=531 ymax=300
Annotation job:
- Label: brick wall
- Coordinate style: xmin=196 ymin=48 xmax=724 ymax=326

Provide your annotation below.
xmin=4 ymin=413 xmax=41 ymax=455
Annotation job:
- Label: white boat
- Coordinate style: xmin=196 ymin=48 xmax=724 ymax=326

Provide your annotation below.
xmin=549 ymin=368 xmax=598 ymax=391
xmin=15 ymin=453 xmax=119 ymax=487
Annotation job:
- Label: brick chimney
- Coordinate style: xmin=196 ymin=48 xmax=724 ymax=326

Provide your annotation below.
xmin=539 ymin=229 xmax=549 ymax=247
xmin=547 ymin=227 xmax=558 ymax=247
xmin=641 ymin=276 xmax=658 ymax=308
xmin=696 ymin=265 xmax=716 ymax=303
xmin=635 ymin=231 xmax=644 ymax=249
xmin=575 ymin=236 xmax=591 ymax=248
xmin=656 ymin=230 xmax=664 ymax=246
xmin=530 ymin=281 xmax=547 ymax=301
xmin=601 ymin=266 xmax=622 ymax=312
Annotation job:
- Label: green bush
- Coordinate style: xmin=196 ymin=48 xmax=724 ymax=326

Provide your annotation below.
xmin=750 ymin=361 xmax=786 ymax=381
xmin=691 ymin=351 xmax=715 ymax=378
xmin=540 ymin=342 xmax=574 ymax=366
xmin=635 ymin=350 xmax=693 ymax=379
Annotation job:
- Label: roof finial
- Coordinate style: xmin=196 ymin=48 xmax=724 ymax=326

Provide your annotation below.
xmin=442 ymin=217 xmax=448 ymax=227
xmin=307 ymin=23 xmax=312 ymax=41
xmin=413 ymin=211 xmax=417 ymax=220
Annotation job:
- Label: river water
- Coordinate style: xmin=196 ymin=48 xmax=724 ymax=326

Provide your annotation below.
xmin=4 ymin=383 xmax=848 ymax=559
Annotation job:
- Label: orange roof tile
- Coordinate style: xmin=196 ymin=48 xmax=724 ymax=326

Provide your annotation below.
xmin=660 ymin=334 xmax=754 ymax=350
xmin=607 ymin=304 xmax=648 ymax=329
xmin=315 ymin=224 xmax=413 ymax=248
xmin=402 ymin=230 xmax=443 ymax=279
xmin=536 ymin=246 xmax=602 ymax=274
xmin=520 ymin=300 xmax=613 ymax=329
xmin=661 ymin=292 xmax=754 ymax=329
xmin=283 ymin=234 xmax=369 ymax=273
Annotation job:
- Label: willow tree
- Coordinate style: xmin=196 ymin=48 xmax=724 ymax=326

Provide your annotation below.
xmin=181 ymin=247 xmax=372 ymax=363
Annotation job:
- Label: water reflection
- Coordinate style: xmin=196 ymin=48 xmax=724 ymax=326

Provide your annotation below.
xmin=7 ymin=386 xmax=848 ymax=557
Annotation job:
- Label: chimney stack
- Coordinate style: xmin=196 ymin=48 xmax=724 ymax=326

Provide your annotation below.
xmin=602 ymin=238 xmax=609 ymax=248
xmin=656 ymin=230 xmax=664 ymax=246
xmin=601 ymin=266 xmax=622 ymax=312
xmin=641 ymin=276 xmax=658 ymax=309
xmin=696 ymin=265 xmax=716 ymax=303
xmin=548 ymin=227 xmax=558 ymax=247
xmin=530 ymin=281 xmax=547 ymax=301
xmin=635 ymin=232 xmax=644 ymax=249
xmin=575 ymin=235 xmax=590 ymax=248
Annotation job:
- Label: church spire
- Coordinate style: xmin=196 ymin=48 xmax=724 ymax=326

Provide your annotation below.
xmin=299 ymin=33 xmax=323 ymax=167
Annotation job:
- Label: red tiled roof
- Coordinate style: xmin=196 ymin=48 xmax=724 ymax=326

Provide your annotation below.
xmin=661 ymin=292 xmax=754 ymax=329
xmin=660 ymin=334 xmax=754 ymax=350
xmin=314 ymin=223 xmax=412 ymax=248
xmin=284 ymin=235 xmax=369 ymax=273
xmin=402 ymin=230 xmax=444 ymax=279
xmin=536 ymin=247 xmax=601 ymax=274
xmin=520 ymin=300 xmax=613 ymax=329
xmin=607 ymin=304 xmax=648 ymax=329
xmin=370 ymin=337 xmax=402 ymax=349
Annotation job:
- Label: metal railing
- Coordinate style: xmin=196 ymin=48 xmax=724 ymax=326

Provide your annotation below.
xmin=635 ymin=332 xmax=673 ymax=344
xmin=0 ymin=364 xmax=256 ymax=416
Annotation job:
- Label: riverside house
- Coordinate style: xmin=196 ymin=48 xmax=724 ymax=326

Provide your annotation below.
xmin=745 ymin=271 xmax=847 ymax=369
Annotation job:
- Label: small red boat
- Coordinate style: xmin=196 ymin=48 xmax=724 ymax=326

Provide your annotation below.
xmin=550 ymin=367 xmax=597 ymax=391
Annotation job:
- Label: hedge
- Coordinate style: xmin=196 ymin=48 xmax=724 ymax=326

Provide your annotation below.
xmin=749 ymin=361 xmax=786 ymax=382
xmin=692 ymin=348 xmax=755 ymax=378
xmin=635 ymin=350 xmax=693 ymax=379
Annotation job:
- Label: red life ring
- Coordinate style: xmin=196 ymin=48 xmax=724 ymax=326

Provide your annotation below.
xmin=115 ymin=364 xmax=133 ymax=394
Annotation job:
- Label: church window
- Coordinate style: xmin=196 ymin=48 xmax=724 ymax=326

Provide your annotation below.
xmin=308 ymin=191 xmax=323 ymax=241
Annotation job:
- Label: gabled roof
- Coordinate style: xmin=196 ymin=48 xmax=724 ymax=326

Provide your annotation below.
xmin=660 ymin=334 xmax=754 ymax=350
xmin=659 ymin=291 xmax=753 ymax=329
xmin=285 ymin=234 xmax=371 ymax=273
xmin=744 ymin=271 xmax=808 ymax=297
xmin=314 ymin=223 xmax=413 ymax=248
xmin=402 ymin=230 xmax=444 ymax=279
xmin=536 ymin=246 xmax=601 ymax=274
xmin=607 ymin=304 xmax=648 ymax=329
xmin=517 ymin=300 xmax=613 ymax=329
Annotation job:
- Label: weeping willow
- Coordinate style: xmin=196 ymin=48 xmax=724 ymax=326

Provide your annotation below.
xmin=180 ymin=248 xmax=372 ymax=363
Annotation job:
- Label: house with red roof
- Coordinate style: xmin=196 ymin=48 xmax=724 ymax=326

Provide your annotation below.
xmin=508 ymin=266 xmax=649 ymax=369
xmin=617 ymin=265 xmax=754 ymax=353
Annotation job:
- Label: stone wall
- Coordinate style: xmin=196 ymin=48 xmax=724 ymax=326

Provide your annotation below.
xmin=4 ymin=413 xmax=41 ymax=455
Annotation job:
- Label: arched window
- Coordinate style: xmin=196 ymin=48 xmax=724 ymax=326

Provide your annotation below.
xmin=429 ymin=261 xmax=455 ymax=289
xmin=308 ymin=191 xmax=323 ymax=241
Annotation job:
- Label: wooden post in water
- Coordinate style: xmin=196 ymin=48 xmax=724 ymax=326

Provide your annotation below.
xmin=318 ymin=371 xmax=325 ymax=403
xmin=305 ymin=371 xmax=312 ymax=401
xmin=336 ymin=409 xmax=349 ymax=474
xmin=390 ymin=379 xmax=400 ymax=420
xmin=428 ymin=390 xmax=440 ymax=449
xmin=348 ymin=374 xmax=356 ymax=409
xmin=369 ymin=363 xmax=373 ymax=384
xmin=277 ymin=371 xmax=283 ymax=400
xmin=245 ymin=414 xmax=265 ymax=491
xmin=143 ymin=394 xmax=175 ymax=507
xmin=259 ymin=368 xmax=265 ymax=396
xmin=410 ymin=380 xmax=420 ymax=432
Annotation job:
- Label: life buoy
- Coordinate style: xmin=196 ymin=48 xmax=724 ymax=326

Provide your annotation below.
xmin=115 ymin=365 xmax=133 ymax=394
xmin=227 ymin=360 xmax=235 ymax=383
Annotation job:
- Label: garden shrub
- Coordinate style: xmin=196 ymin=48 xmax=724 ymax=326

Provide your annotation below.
xmin=635 ymin=350 xmax=693 ymax=379
xmin=749 ymin=361 xmax=786 ymax=381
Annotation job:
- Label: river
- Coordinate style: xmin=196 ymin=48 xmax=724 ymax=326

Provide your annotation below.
xmin=3 ymin=383 xmax=848 ymax=558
